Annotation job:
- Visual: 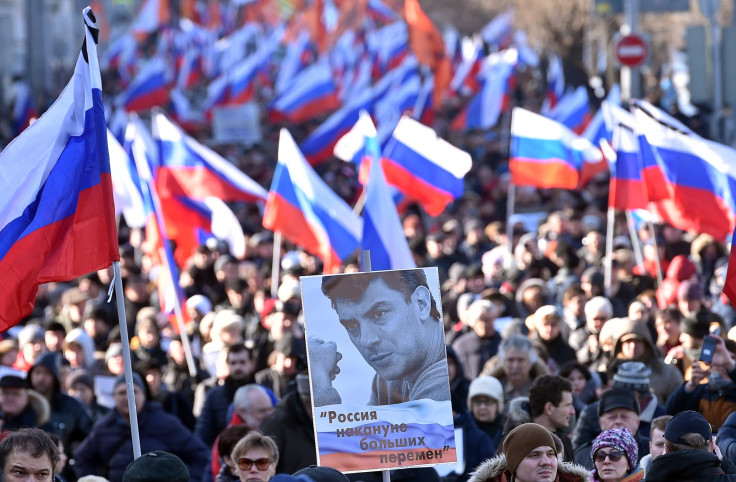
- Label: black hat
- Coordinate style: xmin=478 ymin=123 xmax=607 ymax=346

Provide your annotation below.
xmin=664 ymin=410 xmax=712 ymax=445
xmin=598 ymin=388 xmax=640 ymax=416
xmin=274 ymin=334 xmax=306 ymax=360
xmin=67 ymin=370 xmax=94 ymax=391
xmin=682 ymin=309 xmax=711 ymax=339
xmin=0 ymin=375 xmax=27 ymax=389
xmin=292 ymin=466 xmax=349 ymax=482
xmin=122 ymin=451 xmax=189 ymax=482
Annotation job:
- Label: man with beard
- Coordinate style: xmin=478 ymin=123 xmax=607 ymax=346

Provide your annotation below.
xmin=194 ymin=344 xmax=255 ymax=446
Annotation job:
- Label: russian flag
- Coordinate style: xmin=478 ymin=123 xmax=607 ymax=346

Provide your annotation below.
xmin=108 ymin=129 xmax=146 ymax=228
xmin=263 ymin=129 xmax=362 ymax=273
xmin=269 ymin=58 xmax=340 ymax=123
xmin=334 ymin=110 xmax=380 ymax=183
xmin=118 ymin=56 xmax=171 ymax=113
xmin=450 ymin=48 xmax=517 ymax=131
xmin=510 ymin=107 xmax=602 ymax=190
xmin=227 ymin=54 xmax=260 ymax=105
xmin=578 ymin=84 xmax=621 ymax=187
xmin=633 ymin=103 xmax=736 ymax=240
xmin=127 ymin=116 xmax=189 ymax=327
xmin=274 ymin=30 xmax=311 ymax=95
xmin=152 ymin=111 xmax=268 ymax=203
xmin=605 ymin=103 xmax=648 ymax=211
xmin=548 ymin=85 xmax=592 ymax=134
xmin=381 ymin=116 xmax=472 ymax=216
xmin=583 ymin=84 xmax=621 ymax=146
xmin=544 ymin=54 xmax=564 ymax=111
xmin=448 ymin=38 xmax=483 ymax=98
xmin=0 ymin=8 xmax=119 ymax=328
xmin=176 ymin=48 xmax=203 ymax=90
xmin=480 ymin=10 xmax=514 ymax=48
xmin=168 ymin=88 xmax=206 ymax=133
xmin=362 ymin=136 xmax=416 ymax=271
xmin=11 ymin=81 xmax=38 ymax=137
xmin=724 ymin=226 xmax=736 ymax=308
xmin=300 ymin=88 xmax=374 ymax=166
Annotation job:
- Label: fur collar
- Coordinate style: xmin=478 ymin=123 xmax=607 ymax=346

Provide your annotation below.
xmin=468 ymin=454 xmax=592 ymax=482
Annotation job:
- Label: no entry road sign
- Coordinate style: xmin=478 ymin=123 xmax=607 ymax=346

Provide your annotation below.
xmin=615 ymin=33 xmax=649 ymax=68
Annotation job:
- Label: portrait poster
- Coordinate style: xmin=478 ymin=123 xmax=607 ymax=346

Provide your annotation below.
xmin=301 ymin=267 xmax=456 ymax=473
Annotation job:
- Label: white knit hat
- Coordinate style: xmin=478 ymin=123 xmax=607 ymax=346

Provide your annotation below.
xmin=467 ymin=375 xmax=504 ymax=412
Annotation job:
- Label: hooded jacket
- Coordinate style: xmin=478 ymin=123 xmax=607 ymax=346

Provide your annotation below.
xmin=468 ymin=453 xmax=591 ymax=482
xmin=29 ymin=352 xmax=93 ymax=451
xmin=65 ymin=327 xmax=98 ymax=371
xmin=611 ymin=319 xmax=683 ymax=403
xmin=644 ymin=449 xmax=736 ymax=482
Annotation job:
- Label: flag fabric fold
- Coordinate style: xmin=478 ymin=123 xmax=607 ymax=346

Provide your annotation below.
xmin=361 ymin=135 xmax=416 ymax=271
xmin=152 ymin=111 xmax=268 ymax=203
xmin=0 ymin=8 xmax=119 ymax=328
xmin=633 ymin=102 xmax=736 ymax=240
xmin=381 ymin=116 xmax=472 ymax=216
xmin=263 ymin=129 xmax=362 ymax=273
xmin=510 ymin=107 xmax=602 ymax=190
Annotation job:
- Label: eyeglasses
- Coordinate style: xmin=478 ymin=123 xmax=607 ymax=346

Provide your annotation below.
xmin=593 ymin=450 xmax=624 ymax=463
xmin=471 ymin=397 xmax=496 ymax=407
xmin=237 ymin=457 xmax=271 ymax=471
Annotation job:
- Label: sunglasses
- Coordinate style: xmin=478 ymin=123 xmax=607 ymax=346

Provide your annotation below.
xmin=594 ymin=450 xmax=624 ymax=463
xmin=237 ymin=457 xmax=271 ymax=471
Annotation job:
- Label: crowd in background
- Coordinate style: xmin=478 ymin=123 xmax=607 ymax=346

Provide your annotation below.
xmin=2 ymin=4 xmax=736 ymax=482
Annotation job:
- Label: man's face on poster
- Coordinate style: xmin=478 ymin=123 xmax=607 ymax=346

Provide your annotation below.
xmin=334 ymin=277 xmax=433 ymax=381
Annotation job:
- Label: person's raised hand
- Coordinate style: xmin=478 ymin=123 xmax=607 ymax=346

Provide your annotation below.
xmin=710 ymin=335 xmax=736 ymax=372
xmin=308 ymin=338 xmax=342 ymax=384
xmin=685 ymin=361 xmax=711 ymax=392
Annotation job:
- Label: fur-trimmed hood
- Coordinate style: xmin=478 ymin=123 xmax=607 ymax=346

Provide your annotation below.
xmin=27 ymin=389 xmax=50 ymax=426
xmin=469 ymin=453 xmax=591 ymax=482
xmin=505 ymin=397 xmax=532 ymax=429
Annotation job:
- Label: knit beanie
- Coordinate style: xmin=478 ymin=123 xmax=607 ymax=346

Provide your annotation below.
xmin=502 ymin=423 xmax=556 ymax=474
xmin=592 ymin=427 xmax=638 ymax=471
xmin=467 ymin=375 xmax=505 ymax=413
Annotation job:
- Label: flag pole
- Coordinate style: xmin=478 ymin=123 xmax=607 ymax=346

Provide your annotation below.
xmin=506 ymin=182 xmax=516 ymax=254
xmin=625 ymin=210 xmax=645 ymax=271
xmin=646 ymin=203 xmax=664 ymax=287
xmin=359 ymin=249 xmax=389 ymax=482
xmin=160 ymin=248 xmax=198 ymax=379
xmin=604 ymin=207 xmax=614 ymax=298
xmin=271 ymin=231 xmax=282 ymax=298
xmin=352 ymin=189 xmax=367 ymax=215
xmin=113 ymin=261 xmax=142 ymax=459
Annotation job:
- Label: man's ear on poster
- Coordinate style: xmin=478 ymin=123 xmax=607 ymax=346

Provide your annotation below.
xmin=412 ymin=285 xmax=432 ymax=320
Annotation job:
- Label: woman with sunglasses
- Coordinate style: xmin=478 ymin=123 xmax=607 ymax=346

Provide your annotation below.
xmin=591 ymin=427 xmax=644 ymax=482
xmin=231 ymin=432 xmax=278 ymax=482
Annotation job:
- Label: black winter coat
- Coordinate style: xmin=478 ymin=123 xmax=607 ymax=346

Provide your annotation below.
xmin=73 ymin=401 xmax=209 ymax=482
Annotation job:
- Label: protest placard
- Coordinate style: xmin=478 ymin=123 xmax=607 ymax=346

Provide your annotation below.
xmin=302 ymin=267 xmax=456 ymax=473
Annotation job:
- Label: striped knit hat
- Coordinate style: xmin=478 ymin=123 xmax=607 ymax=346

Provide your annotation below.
xmin=592 ymin=427 xmax=638 ymax=471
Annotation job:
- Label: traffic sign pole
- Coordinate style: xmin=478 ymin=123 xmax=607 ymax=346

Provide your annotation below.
xmin=621 ymin=0 xmax=640 ymax=102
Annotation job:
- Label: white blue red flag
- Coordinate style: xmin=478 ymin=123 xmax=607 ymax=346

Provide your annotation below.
xmin=263 ymin=129 xmax=362 ymax=273
xmin=0 ymin=8 xmax=118 ymax=328
xmin=361 ymin=135 xmax=416 ymax=271
xmin=381 ymin=116 xmax=472 ymax=216
xmin=510 ymin=107 xmax=602 ymax=190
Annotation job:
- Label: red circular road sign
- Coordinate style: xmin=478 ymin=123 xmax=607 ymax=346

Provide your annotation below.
xmin=615 ymin=34 xmax=649 ymax=68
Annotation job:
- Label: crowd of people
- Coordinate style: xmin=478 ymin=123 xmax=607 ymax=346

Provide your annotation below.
xmin=2 ymin=5 xmax=736 ymax=482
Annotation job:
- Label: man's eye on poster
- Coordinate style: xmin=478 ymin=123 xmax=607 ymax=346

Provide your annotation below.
xmin=301 ymin=267 xmax=457 ymax=474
